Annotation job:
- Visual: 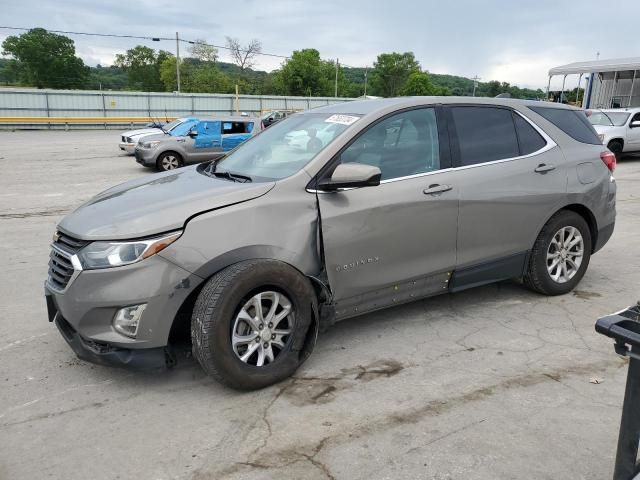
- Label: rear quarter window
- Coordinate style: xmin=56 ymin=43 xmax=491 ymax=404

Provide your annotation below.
xmin=529 ymin=106 xmax=601 ymax=145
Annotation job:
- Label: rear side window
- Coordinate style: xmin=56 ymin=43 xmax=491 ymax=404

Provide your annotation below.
xmin=223 ymin=122 xmax=250 ymax=134
xmin=514 ymin=114 xmax=547 ymax=155
xmin=451 ymin=107 xmax=519 ymax=165
xmin=529 ymin=106 xmax=601 ymax=145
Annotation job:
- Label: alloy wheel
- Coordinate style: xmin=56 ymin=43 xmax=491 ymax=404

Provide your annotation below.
xmin=546 ymin=226 xmax=584 ymax=283
xmin=161 ymin=155 xmax=180 ymax=170
xmin=231 ymin=291 xmax=295 ymax=367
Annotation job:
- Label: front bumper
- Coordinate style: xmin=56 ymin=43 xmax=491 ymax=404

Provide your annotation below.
xmin=134 ymin=146 xmax=158 ymax=167
xmin=119 ymin=142 xmax=136 ymax=154
xmin=54 ymin=313 xmax=173 ymax=369
xmin=46 ymin=254 xmax=203 ymax=356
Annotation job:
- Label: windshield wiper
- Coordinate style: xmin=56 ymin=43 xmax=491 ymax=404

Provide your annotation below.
xmin=211 ymin=170 xmax=252 ymax=183
xmin=203 ymin=160 xmax=251 ymax=182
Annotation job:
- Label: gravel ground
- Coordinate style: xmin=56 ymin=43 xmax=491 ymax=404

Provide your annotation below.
xmin=1 ymin=130 xmax=639 ymax=480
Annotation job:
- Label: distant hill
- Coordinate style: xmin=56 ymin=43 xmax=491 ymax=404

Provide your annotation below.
xmin=0 ymin=57 xmax=543 ymax=99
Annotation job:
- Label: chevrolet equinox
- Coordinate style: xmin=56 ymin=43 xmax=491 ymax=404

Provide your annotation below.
xmin=45 ymin=97 xmax=617 ymax=390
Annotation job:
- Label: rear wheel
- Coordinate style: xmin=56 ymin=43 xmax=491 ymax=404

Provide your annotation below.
xmin=524 ymin=210 xmax=592 ymax=295
xmin=156 ymin=151 xmax=183 ymax=171
xmin=191 ymin=260 xmax=317 ymax=390
xmin=607 ymin=140 xmax=623 ymax=159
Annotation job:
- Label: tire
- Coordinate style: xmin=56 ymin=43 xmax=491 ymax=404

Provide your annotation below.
xmin=524 ymin=210 xmax=592 ymax=295
xmin=608 ymin=140 xmax=623 ymax=159
xmin=191 ymin=259 xmax=318 ymax=390
xmin=156 ymin=151 xmax=183 ymax=171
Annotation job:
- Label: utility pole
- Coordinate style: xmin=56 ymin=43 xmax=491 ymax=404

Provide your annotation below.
xmin=364 ymin=67 xmax=368 ymax=97
xmin=472 ymin=75 xmax=481 ymax=96
xmin=176 ymin=32 xmax=181 ymax=93
xmin=335 ymin=58 xmax=339 ymax=97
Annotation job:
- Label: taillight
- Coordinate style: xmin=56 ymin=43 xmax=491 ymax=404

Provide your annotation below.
xmin=600 ymin=151 xmax=616 ymax=172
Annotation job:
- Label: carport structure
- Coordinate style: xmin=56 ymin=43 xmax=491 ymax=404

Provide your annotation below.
xmin=548 ymin=57 xmax=640 ymax=109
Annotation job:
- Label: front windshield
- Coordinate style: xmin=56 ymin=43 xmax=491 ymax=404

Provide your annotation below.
xmin=215 ymin=113 xmax=360 ymax=180
xmin=589 ymin=111 xmax=630 ymax=126
xmin=165 ymin=118 xmax=186 ymax=131
xmin=170 ymin=120 xmax=198 ymax=136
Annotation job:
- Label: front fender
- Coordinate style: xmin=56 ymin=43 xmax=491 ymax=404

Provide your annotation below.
xmin=158 ymin=181 xmax=322 ymax=282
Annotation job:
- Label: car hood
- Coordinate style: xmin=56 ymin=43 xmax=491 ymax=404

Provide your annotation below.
xmin=121 ymin=127 xmax=162 ymax=138
xmin=592 ymin=124 xmax=621 ymax=135
xmin=58 ymin=166 xmax=275 ymax=241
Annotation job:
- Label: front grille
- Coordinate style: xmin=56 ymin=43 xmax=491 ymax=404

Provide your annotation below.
xmin=121 ymin=135 xmax=126 ymax=143
xmin=47 ymin=232 xmax=89 ymax=291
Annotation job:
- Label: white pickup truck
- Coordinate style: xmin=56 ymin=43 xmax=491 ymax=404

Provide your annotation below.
xmin=588 ymin=107 xmax=640 ymax=157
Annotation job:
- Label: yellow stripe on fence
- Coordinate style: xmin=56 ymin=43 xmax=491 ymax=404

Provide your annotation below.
xmin=0 ymin=117 xmax=178 ymax=124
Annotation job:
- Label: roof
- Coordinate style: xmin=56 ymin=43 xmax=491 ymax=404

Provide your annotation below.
xmin=549 ymin=57 xmax=640 ymax=76
xmin=308 ymin=96 xmax=575 ymax=116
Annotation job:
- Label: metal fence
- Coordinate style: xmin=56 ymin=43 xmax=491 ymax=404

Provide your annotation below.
xmin=0 ymin=88 xmax=354 ymax=129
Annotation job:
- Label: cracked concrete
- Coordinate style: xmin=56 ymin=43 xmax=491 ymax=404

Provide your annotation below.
xmin=1 ymin=131 xmax=640 ymax=479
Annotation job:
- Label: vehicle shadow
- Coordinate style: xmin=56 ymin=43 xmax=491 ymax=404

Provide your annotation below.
xmin=95 ymin=278 xmax=546 ymax=394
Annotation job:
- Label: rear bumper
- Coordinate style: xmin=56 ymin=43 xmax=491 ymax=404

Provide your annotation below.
xmin=594 ymin=221 xmax=615 ymax=253
xmin=55 ymin=314 xmax=173 ymax=369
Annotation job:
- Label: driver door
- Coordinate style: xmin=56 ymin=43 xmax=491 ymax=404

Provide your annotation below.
xmin=628 ymin=112 xmax=640 ymax=149
xmin=186 ymin=121 xmax=222 ymax=161
xmin=317 ymin=107 xmax=460 ymax=319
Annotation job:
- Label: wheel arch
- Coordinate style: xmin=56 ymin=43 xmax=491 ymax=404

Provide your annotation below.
xmin=536 ymin=203 xmax=598 ymax=255
xmin=607 ymin=138 xmax=624 ymax=150
xmin=167 ymin=252 xmax=326 ymax=347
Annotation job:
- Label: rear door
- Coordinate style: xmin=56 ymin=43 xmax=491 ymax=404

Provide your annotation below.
xmin=447 ymin=105 xmax=567 ymax=288
xmin=317 ymin=107 xmax=461 ymax=318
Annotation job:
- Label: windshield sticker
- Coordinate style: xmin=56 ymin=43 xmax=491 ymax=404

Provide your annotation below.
xmin=325 ymin=114 xmax=360 ymax=126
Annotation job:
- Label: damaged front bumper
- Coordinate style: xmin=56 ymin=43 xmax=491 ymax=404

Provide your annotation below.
xmin=55 ymin=313 xmax=174 ymax=369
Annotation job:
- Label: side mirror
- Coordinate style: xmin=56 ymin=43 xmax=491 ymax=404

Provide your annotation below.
xmin=630 ymin=120 xmax=640 ymax=128
xmin=317 ymin=163 xmax=382 ymax=191
xmin=188 ymin=129 xmax=198 ymax=138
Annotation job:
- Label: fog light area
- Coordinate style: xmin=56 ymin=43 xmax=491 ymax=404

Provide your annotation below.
xmin=113 ymin=304 xmax=147 ymax=338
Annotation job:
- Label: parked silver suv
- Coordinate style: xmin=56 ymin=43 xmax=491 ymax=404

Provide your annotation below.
xmin=45 ymin=97 xmax=616 ymax=390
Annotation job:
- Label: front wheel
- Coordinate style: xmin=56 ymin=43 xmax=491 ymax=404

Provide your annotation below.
xmin=156 ymin=151 xmax=183 ymax=171
xmin=191 ymin=260 xmax=317 ymax=390
xmin=524 ymin=210 xmax=592 ymax=295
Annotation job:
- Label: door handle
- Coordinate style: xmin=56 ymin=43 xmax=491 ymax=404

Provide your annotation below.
xmin=534 ymin=163 xmax=556 ymax=173
xmin=423 ymin=184 xmax=452 ymax=195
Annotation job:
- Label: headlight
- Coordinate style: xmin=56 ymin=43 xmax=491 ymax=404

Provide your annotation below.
xmin=77 ymin=231 xmax=181 ymax=270
xmin=141 ymin=140 xmax=161 ymax=149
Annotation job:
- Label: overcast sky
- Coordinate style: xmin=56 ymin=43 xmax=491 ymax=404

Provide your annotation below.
xmin=1 ymin=0 xmax=638 ymax=90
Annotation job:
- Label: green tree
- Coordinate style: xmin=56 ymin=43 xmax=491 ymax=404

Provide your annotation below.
xmin=1 ymin=28 xmax=89 ymax=89
xmin=370 ymin=52 xmax=420 ymax=97
xmin=115 ymin=46 xmax=171 ymax=91
xmin=275 ymin=49 xmax=336 ymax=96
xmin=400 ymin=71 xmax=437 ymax=96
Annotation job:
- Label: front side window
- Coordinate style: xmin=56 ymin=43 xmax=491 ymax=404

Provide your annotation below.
xmin=451 ymin=106 xmax=519 ymax=166
xmin=339 ymin=108 xmax=440 ymax=181
xmin=214 ymin=113 xmax=358 ymax=180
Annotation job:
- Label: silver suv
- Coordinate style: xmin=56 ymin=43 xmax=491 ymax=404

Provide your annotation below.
xmin=45 ymin=97 xmax=617 ymax=390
